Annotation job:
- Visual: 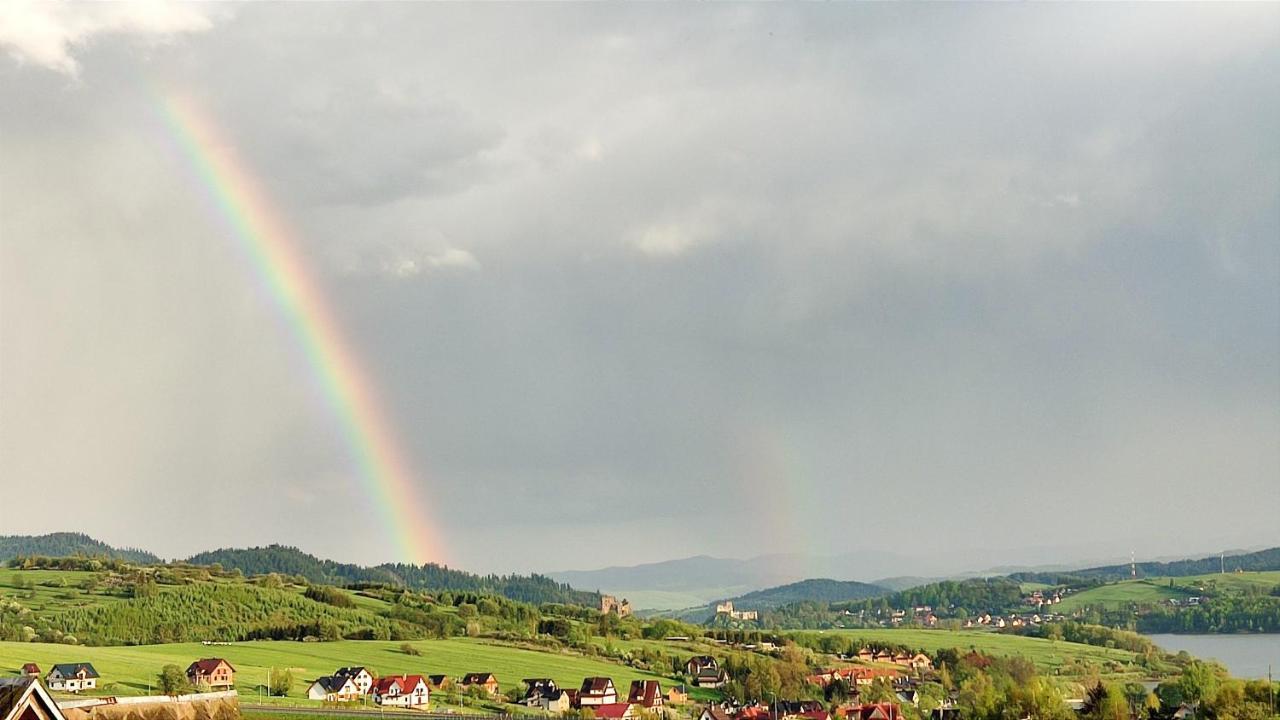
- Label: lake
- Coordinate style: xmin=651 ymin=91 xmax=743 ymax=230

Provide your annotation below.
xmin=1145 ymin=633 xmax=1280 ymax=679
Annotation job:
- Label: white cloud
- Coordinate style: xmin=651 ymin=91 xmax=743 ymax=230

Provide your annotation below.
xmin=0 ymin=1 xmax=216 ymax=76
xmin=385 ymin=247 xmax=480 ymax=277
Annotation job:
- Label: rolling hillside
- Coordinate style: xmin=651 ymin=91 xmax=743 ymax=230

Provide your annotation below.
xmin=0 ymin=534 xmax=160 ymax=565
xmin=0 ymin=639 xmax=685 ymax=705
xmin=1009 ymin=547 xmax=1280 ymax=584
xmin=727 ymin=578 xmax=887 ymax=608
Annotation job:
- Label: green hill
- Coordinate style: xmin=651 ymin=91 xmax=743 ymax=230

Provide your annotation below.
xmin=189 ymin=545 xmax=600 ymax=607
xmin=729 ymin=578 xmax=887 ymax=608
xmin=0 ymin=533 xmax=160 ymax=565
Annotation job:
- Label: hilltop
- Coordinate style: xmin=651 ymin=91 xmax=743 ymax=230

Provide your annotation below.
xmin=0 ymin=534 xmax=159 ymax=565
xmin=0 ymin=535 xmax=597 ymax=608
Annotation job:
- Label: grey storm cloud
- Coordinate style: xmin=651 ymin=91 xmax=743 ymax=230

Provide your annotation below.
xmin=1 ymin=3 xmax=1277 ymax=574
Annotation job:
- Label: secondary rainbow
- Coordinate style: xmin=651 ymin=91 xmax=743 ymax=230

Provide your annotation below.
xmin=155 ymin=91 xmax=442 ymax=565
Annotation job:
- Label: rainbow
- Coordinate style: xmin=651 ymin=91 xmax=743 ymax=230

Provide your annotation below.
xmin=155 ymin=92 xmax=443 ymax=565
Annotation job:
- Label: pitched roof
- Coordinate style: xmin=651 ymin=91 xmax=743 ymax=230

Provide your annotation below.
xmin=462 ymin=673 xmax=497 ymax=684
xmin=628 ymin=680 xmax=661 ymax=706
xmin=49 ymin=663 xmax=99 ymax=679
xmin=20 ymin=665 xmax=38 ymax=674
xmin=187 ymin=658 xmax=234 ymax=674
xmin=313 ymin=676 xmax=354 ymax=693
xmin=335 ymin=667 xmax=368 ymax=678
xmin=373 ymin=677 xmax=406 ymax=695
xmin=580 ymin=677 xmax=615 ymax=695
xmin=594 ymin=703 xmax=632 ymax=719
xmin=1 ymin=677 xmax=66 ymax=720
xmin=701 ymin=706 xmax=733 ymax=720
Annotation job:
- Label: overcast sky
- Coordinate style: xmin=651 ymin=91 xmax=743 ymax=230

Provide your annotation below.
xmin=1 ymin=3 xmax=1277 ymax=576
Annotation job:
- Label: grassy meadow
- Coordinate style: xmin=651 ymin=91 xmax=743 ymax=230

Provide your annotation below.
xmin=0 ymin=638 xmax=679 ymax=705
xmin=809 ymin=628 xmax=1158 ymax=678
xmin=1051 ymin=571 xmax=1280 ymax=613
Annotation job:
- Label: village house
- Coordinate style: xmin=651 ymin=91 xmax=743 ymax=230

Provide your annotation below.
xmin=19 ymin=665 xmax=38 ymax=679
xmin=539 ymin=690 xmax=573 ymax=714
xmin=594 ymin=703 xmax=636 ymax=720
xmin=844 ymin=704 xmax=903 ymax=720
xmin=186 ymin=659 xmax=235 ymax=690
xmin=427 ymin=675 xmax=451 ymax=691
xmin=694 ymin=667 xmax=728 ymax=689
xmin=686 ymin=656 xmax=718 ymax=676
xmin=628 ymin=680 xmax=663 ymax=710
xmin=522 ymin=679 xmax=560 ymax=707
xmin=307 ymin=675 xmax=360 ymax=703
xmin=372 ymin=675 xmax=429 ymax=708
xmin=600 ymin=595 xmax=633 ymax=617
xmin=578 ymin=677 xmax=619 ymax=707
xmin=699 ymin=706 xmax=734 ymax=720
xmin=461 ymin=673 xmax=501 ymax=697
xmin=45 ymin=664 xmax=99 ymax=693
xmin=333 ymin=667 xmax=374 ymax=696
xmin=1 ymin=677 xmax=67 ymax=720
xmin=667 ymin=685 xmax=689 ymax=704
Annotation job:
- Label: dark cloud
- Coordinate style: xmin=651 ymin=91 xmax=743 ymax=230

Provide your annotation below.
xmin=1 ymin=4 xmax=1277 ymax=573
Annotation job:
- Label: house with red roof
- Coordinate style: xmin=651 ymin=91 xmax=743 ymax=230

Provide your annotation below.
xmin=593 ymin=703 xmax=636 ymax=720
xmin=578 ymin=677 xmax=618 ymax=707
xmin=186 ymin=659 xmax=235 ymax=690
xmin=373 ymin=675 xmax=429 ymax=708
xmin=844 ymin=704 xmax=902 ymax=720
xmin=19 ymin=665 xmax=38 ymax=679
xmin=627 ymin=680 xmax=663 ymax=710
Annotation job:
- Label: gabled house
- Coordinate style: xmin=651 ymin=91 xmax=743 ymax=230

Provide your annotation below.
xmin=628 ymin=680 xmax=663 ymax=709
xmin=699 ymin=706 xmax=733 ymax=720
xmin=427 ymin=675 xmax=451 ymax=691
xmin=308 ymin=675 xmax=360 ymax=702
xmin=186 ymin=659 xmax=235 ymax=690
xmin=667 ymin=685 xmax=689 ymax=704
xmin=461 ymin=673 xmax=500 ymax=697
xmin=578 ymin=677 xmax=618 ymax=707
xmin=45 ymin=664 xmax=99 ymax=693
xmin=19 ymin=666 xmax=39 ymax=679
xmin=1 ymin=677 xmax=68 ymax=720
xmin=523 ymin=679 xmax=559 ymax=707
xmin=685 ymin=656 xmax=718 ymax=676
xmin=539 ymin=690 xmax=573 ymax=714
xmin=334 ymin=667 xmax=375 ymax=696
xmin=372 ymin=675 xmax=429 ymax=708
xmin=694 ymin=667 xmax=727 ymax=689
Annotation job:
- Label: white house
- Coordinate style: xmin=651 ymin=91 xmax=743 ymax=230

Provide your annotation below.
xmin=334 ymin=667 xmax=375 ymax=696
xmin=45 ymin=664 xmax=99 ymax=693
xmin=308 ymin=675 xmax=359 ymax=702
xmin=373 ymin=675 xmax=429 ymax=708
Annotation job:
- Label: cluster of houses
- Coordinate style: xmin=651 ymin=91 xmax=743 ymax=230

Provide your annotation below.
xmin=830 ymin=650 xmax=932 ymax=671
xmin=961 ymin=612 xmax=1060 ymax=629
xmin=20 ymin=659 xmax=238 ymax=695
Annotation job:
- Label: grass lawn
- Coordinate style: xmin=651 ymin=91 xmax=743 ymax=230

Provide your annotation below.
xmin=805 ymin=628 xmax=1154 ymax=677
xmin=1053 ymin=581 xmax=1191 ymax=613
xmin=1159 ymin=572 xmax=1280 ymax=594
xmin=0 ymin=639 xmax=686 ymax=707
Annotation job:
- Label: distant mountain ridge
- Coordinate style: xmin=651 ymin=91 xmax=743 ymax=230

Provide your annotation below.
xmin=1009 ymin=546 xmax=1280 ymax=584
xmin=0 ymin=532 xmax=160 ymax=564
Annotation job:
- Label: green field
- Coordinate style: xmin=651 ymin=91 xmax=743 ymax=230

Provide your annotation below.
xmin=1051 ymin=572 xmax=1280 ymax=613
xmin=812 ymin=628 xmax=1154 ymax=677
xmin=0 ymin=639 xmax=678 ymax=704
xmin=1053 ymin=581 xmax=1191 ymax=613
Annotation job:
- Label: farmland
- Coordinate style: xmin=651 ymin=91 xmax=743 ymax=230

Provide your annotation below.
xmin=801 ymin=628 xmax=1162 ymax=678
xmin=0 ymin=638 xmax=678 ymax=706
xmin=1051 ymin=571 xmax=1280 ymax=613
